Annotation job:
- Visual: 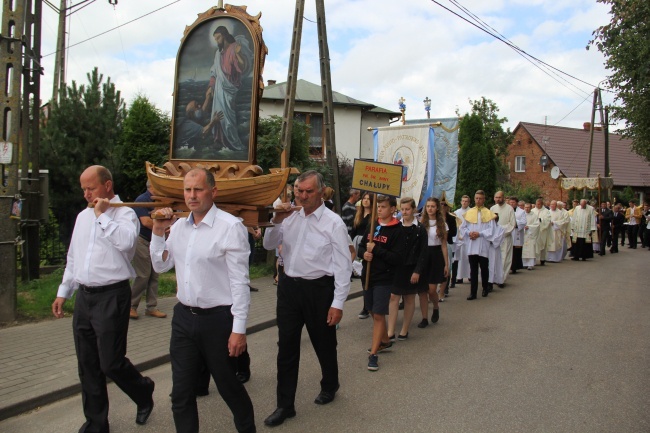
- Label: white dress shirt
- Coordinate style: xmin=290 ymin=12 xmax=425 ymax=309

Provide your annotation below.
xmin=150 ymin=204 xmax=251 ymax=334
xmin=57 ymin=195 xmax=139 ymax=299
xmin=263 ymin=203 xmax=352 ymax=310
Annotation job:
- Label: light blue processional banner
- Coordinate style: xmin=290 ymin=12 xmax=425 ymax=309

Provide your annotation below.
xmin=373 ymin=117 xmax=459 ymax=209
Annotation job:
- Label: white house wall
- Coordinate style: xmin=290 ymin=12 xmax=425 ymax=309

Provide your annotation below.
xmin=259 ymin=100 xmax=392 ymax=162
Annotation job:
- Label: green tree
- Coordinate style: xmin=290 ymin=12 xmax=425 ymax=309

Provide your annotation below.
xmin=256 ymin=115 xmax=328 ymax=179
xmin=456 ymin=113 xmax=497 ymax=206
xmin=498 ymin=181 xmax=543 ymax=205
xmin=116 ymin=95 xmax=171 ymax=201
xmin=589 ymin=0 xmax=650 ymax=161
xmin=458 ymin=97 xmax=513 ymax=177
xmin=40 ymin=67 xmax=126 ymax=242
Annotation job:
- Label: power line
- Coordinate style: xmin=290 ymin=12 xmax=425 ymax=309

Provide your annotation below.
xmin=553 ymin=92 xmax=594 ymax=126
xmin=431 ymin=0 xmax=599 ymax=94
xmin=447 ymin=0 xmax=591 ymax=98
xmin=42 ymin=0 xmax=181 ymax=57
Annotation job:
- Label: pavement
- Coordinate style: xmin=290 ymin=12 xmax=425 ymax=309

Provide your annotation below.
xmin=0 ymin=274 xmax=364 ymax=421
xmin=1 ymin=246 xmax=649 ymax=432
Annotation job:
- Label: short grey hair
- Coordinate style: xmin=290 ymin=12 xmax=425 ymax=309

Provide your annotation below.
xmin=296 ymin=170 xmax=324 ymax=190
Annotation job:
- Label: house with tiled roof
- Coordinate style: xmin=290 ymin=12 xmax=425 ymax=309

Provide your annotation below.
xmin=260 ymin=79 xmax=400 ymax=161
xmin=506 ymin=122 xmax=650 ymax=203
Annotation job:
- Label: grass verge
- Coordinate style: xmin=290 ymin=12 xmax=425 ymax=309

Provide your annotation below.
xmin=13 ymin=263 xmax=274 ymax=324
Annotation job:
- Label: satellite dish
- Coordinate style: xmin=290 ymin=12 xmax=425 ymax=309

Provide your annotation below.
xmin=551 ymin=166 xmax=560 ymax=179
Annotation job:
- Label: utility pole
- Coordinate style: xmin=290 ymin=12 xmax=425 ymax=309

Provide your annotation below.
xmin=279 ymin=0 xmax=341 ymax=211
xmin=20 ymin=0 xmax=43 ymax=281
xmin=0 ymin=0 xmax=26 ymax=321
xmin=279 ymin=0 xmax=305 ymax=172
xmin=315 ymin=0 xmax=341 ymax=213
xmin=52 ymin=0 xmax=66 ymax=103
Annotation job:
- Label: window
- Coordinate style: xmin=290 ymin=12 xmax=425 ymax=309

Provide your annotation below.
xmin=515 ymin=156 xmax=526 ymax=172
xmin=294 ymin=112 xmax=324 ymax=158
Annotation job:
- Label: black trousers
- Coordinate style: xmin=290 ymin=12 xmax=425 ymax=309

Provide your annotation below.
xmin=628 ymin=225 xmax=639 ymax=248
xmin=276 ymin=273 xmax=339 ymax=409
xmin=468 ymin=255 xmax=489 ymax=297
xmin=511 ymin=247 xmax=523 ymax=271
xmin=73 ymin=282 xmax=151 ymax=433
xmin=196 ymin=349 xmax=250 ymax=393
xmin=611 ymin=226 xmax=621 ymax=252
xmin=170 ymin=303 xmax=255 ymax=433
xmin=600 ymin=227 xmax=611 ymax=254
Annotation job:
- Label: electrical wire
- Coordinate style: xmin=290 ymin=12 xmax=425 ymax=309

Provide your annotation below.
xmin=447 ymin=0 xmax=591 ymax=98
xmin=42 ymin=0 xmax=181 ymax=57
xmin=431 ymin=0 xmax=598 ymax=96
xmin=553 ymin=92 xmax=594 ymax=126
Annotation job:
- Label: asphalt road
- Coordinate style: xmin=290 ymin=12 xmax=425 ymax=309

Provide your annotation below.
xmin=2 ymin=248 xmax=648 ymax=433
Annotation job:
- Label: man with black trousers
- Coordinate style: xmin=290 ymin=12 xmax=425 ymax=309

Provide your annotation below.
xmin=598 ymin=202 xmax=614 ymax=256
xmin=262 ymin=171 xmax=352 ymax=427
xmin=610 ymin=204 xmax=625 ymax=253
xmin=52 ymin=165 xmax=155 ymax=433
xmin=151 ymin=168 xmax=255 ymax=433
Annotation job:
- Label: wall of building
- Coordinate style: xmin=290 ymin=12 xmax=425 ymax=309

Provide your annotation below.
xmin=506 ymin=128 xmax=564 ymax=201
xmin=258 ymin=100 xmax=364 ymax=162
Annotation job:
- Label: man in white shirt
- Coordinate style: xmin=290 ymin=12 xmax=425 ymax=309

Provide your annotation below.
xmin=523 ymin=203 xmax=540 ymax=270
xmin=52 ymin=165 xmax=155 ymax=433
xmin=263 ymin=170 xmax=352 ymax=427
xmin=151 ymin=168 xmax=255 ymax=433
xmin=547 ymin=200 xmax=570 ymax=262
xmin=490 ymin=191 xmax=515 ymax=287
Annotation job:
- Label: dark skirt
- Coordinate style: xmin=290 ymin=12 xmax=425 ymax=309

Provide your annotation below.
xmin=427 ymin=245 xmax=446 ymax=284
xmin=392 ymin=264 xmax=428 ymax=295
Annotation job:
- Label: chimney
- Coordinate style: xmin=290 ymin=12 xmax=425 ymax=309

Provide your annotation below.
xmin=583 ymin=122 xmax=591 ymax=131
xmin=267 ymin=80 xmax=276 ymax=86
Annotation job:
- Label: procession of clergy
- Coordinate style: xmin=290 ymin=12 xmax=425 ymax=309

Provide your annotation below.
xmin=453 ymin=191 xmax=617 ymax=291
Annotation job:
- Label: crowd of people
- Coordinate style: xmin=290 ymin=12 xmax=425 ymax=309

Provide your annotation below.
xmin=51 ymin=164 xmax=648 ymax=433
xmin=337 ymin=188 xmax=650 ymax=373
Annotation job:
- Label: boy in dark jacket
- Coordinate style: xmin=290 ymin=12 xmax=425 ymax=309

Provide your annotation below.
xmin=358 ymin=195 xmax=405 ymax=371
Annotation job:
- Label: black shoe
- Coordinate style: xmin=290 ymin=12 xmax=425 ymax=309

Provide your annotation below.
xmin=449 ymin=282 xmax=456 ymax=288
xmin=314 ymin=384 xmax=339 ymax=405
xmin=571 ymin=257 xmax=579 ymax=261
xmin=236 ymin=371 xmax=251 ymax=384
xmin=417 ymin=319 xmax=429 ymax=328
xmin=358 ymin=308 xmax=370 ymax=319
xmin=467 ymin=295 xmax=477 ymax=300
xmin=264 ymin=407 xmax=296 ymax=427
xmin=397 ymin=333 xmax=409 ymax=341
xmin=136 ymin=377 xmax=155 ymax=425
xmin=367 ymin=341 xmax=393 ymax=353
xmin=249 ymin=286 xmax=259 ymax=292
xmin=444 ymin=287 xmax=449 ymax=295
xmin=540 ymin=260 xmax=545 ymax=266
xmin=431 ymin=309 xmax=439 ymax=323
xmin=481 ymin=289 xmax=488 ymax=297
xmin=487 ymin=283 xmax=493 ymax=293
xmin=497 ymin=283 xmax=505 ymax=288
xmin=398 ymin=301 xmax=404 ymax=310
xmin=456 ymin=279 xmax=463 ymax=284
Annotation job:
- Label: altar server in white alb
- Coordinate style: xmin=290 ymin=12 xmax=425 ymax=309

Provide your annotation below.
xmin=489 ymin=191 xmax=515 ymax=286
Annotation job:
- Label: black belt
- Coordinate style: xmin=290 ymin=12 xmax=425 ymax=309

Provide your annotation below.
xmin=79 ymin=280 xmax=129 ymax=294
xmin=283 ymin=274 xmax=334 ymax=283
xmin=179 ymin=303 xmax=231 ymax=315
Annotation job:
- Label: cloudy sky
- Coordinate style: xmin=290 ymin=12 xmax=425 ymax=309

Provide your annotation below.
xmin=22 ymin=0 xmax=614 ymax=131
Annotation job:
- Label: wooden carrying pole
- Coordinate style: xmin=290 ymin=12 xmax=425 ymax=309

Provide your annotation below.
xmin=363 ymin=194 xmax=378 ymax=290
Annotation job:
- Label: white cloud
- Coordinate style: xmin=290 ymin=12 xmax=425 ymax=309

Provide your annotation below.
xmin=4 ymin=0 xmax=615 ymax=133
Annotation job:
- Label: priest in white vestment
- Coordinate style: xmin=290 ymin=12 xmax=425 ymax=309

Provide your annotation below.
xmin=547 ymin=200 xmax=570 ymax=262
xmin=523 ymin=203 xmax=540 ymax=269
xmin=489 ymin=191 xmax=515 ymax=285
xmin=571 ymin=199 xmax=596 ymax=261
xmin=531 ymin=199 xmax=552 ymax=265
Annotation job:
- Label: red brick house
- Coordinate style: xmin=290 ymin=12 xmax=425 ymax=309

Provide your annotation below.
xmin=506 ymin=122 xmax=650 ymax=203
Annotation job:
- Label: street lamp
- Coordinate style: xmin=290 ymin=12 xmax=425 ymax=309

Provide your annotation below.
xmin=399 ymin=97 xmax=406 ymax=125
xmin=423 ymin=97 xmax=431 ymax=119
